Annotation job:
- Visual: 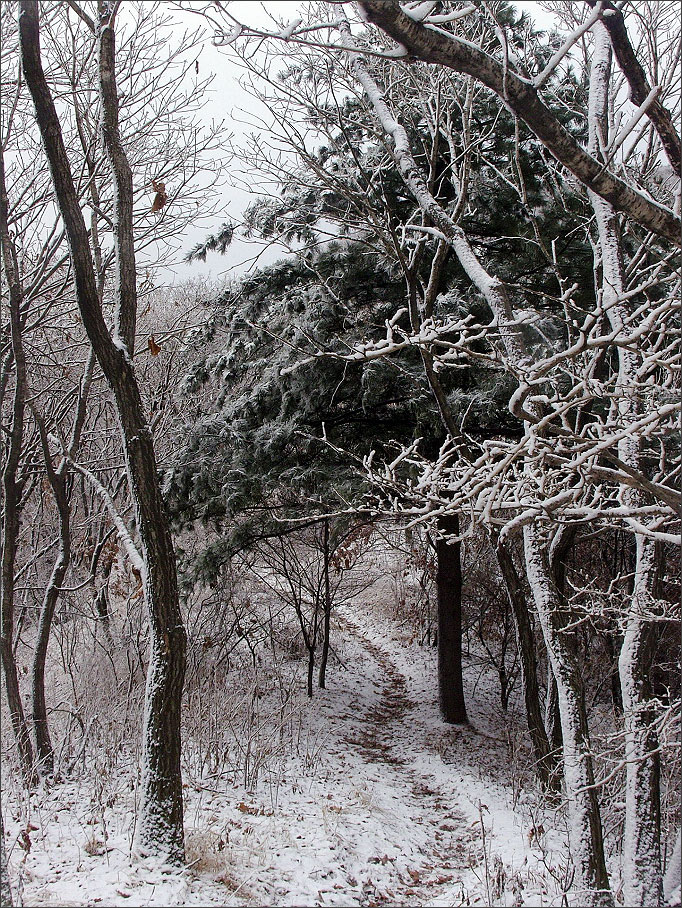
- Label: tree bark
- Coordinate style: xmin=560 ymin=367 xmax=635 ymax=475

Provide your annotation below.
xmin=618 ymin=539 xmax=662 ymax=906
xmin=585 ymin=0 xmax=680 ymax=171
xmin=524 ymin=527 xmax=612 ymax=906
xmin=19 ymin=0 xmax=186 ymax=861
xmin=30 ymin=470 xmax=69 ymax=775
xmin=588 ymin=27 xmax=664 ymax=902
xmin=307 ymin=646 xmax=315 ymax=699
xmin=30 ymin=366 xmax=92 ymax=776
xmin=495 ymin=539 xmax=559 ymax=793
xmin=0 ymin=811 xmax=12 ymax=907
xmin=318 ymin=518 xmax=331 ymax=690
xmin=544 ymin=671 xmax=563 ymax=757
xmin=436 ymin=514 xmax=467 ymax=724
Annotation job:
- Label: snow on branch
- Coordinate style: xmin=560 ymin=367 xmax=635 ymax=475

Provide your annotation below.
xmin=51 ymin=438 xmax=145 ymax=575
xmin=403 ymin=1 xmax=476 ymax=25
xmin=533 ymin=3 xmax=606 ymax=89
xmin=605 ymin=86 xmax=660 ymax=158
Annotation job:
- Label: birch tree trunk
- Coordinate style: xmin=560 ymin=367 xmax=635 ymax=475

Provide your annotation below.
xmin=19 ymin=0 xmax=187 ymax=861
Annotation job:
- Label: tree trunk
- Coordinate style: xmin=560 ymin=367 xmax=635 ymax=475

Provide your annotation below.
xmin=318 ymin=518 xmax=331 ymax=690
xmin=307 ymin=647 xmax=315 ymax=699
xmin=495 ymin=540 xmax=559 ymax=793
xmin=32 ymin=355 xmax=94 ymax=775
xmin=31 ymin=476 xmax=70 ymax=775
xmin=110 ymin=382 xmax=187 ymax=861
xmin=436 ymin=514 xmax=467 ymax=724
xmin=524 ymin=526 xmax=612 ymax=906
xmin=544 ymin=671 xmax=563 ymax=756
xmin=0 ymin=811 xmax=12 ymax=907
xmin=588 ymin=28 xmax=664 ymax=901
xmin=0 ymin=145 xmax=35 ymax=787
xmin=19 ymin=1 xmax=186 ymax=862
xmin=618 ymin=537 xmax=662 ymax=906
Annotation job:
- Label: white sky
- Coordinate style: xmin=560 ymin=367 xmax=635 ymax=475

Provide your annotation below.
xmin=169 ymin=1 xmax=560 ymax=285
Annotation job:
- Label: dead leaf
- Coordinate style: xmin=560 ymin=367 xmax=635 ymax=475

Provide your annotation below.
xmin=150 ymin=181 xmax=167 ymax=213
xmin=236 ymin=802 xmax=259 ymax=815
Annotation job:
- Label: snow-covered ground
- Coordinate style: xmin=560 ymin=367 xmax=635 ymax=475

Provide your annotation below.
xmin=3 ymin=572 xmax=580 ymax=907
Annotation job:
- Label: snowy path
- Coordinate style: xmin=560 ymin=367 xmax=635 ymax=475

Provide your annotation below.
xmin=3 ymin=595 xmax=565 ymax=907
xmin=328 ymin=610 xmax=479 ymax=907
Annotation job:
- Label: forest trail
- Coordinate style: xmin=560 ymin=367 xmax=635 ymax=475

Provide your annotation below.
xmin=3 ymin=596 xmax=551 ymax=908
xmin=334 ymin=609 xmax=479 ymax=907
xmin=342 ymin=614 xmax=417 ymax=766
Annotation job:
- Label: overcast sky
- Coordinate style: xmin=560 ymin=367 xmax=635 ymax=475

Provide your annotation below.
xmin=169 ymin=1 xmax=561 ymax=285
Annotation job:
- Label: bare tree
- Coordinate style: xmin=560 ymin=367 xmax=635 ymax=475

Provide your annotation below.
xmin=0 ymin=145 xmax=36 ymax=787
xmin=586 ymin=22 xmax=665 ymax=905
xmin=19 ymin=0 xmax=186 ymax=861
xmin=29 ymin=356 xmax=94 ymax=775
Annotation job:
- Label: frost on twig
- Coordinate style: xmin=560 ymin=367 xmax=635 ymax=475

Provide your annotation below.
xmin=49 ymin=438 xmax=145 ymax=576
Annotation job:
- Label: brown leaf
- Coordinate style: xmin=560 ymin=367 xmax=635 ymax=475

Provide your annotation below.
xmin=150 ymin=192 xmax=167 ymax=213
xmin=236 ymin=802 xmax=259 ymax=815
xmin=150 ymin=180 xmax=167 ymax=213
